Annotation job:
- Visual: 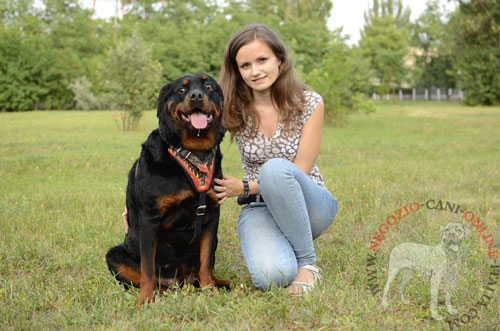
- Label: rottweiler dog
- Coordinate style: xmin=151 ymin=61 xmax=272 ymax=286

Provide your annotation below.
xmin=106 ymin=73 xmax=230 ymax=308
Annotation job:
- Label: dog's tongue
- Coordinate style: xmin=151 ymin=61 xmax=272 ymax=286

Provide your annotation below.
xmin=190 ymin=113 xmax=208 ymax=129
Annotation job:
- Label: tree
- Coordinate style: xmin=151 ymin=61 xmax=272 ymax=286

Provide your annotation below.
xmin=229 ymin=0 xmax=332 ymax=74
xmin=360 ymin=2 xmax=410 ymax=95
xmin=100 ymin=33 xmax=162 ymax=130
xmin=0 ymin=0 xmax=115 ymax=110
xmin=445 ymin=0 xmax=500 ymax=105
xmin=410 ymin=0 xmax=455 ymax=94
xmin=364 ymin=0 xmax=411 ymax=29
xmin=306 ymin=37 xmax=374 ymax=126
xmin=247 ymin=0 xmax=332 ymax=22
xmin=0 ymin=0 xmax=374 ymax=120
xmin=42 ymin=0 xmax=114 ymax=106
xmin=122 ymin=0 xmax=219 ymax=22
xmin=277 ymin=18 xmax=332 ymax=74
xmin=0 ymin=25 xmax=75 ymax=110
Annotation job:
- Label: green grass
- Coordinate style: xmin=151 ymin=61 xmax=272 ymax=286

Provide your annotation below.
xmin=1 ymin=102 xmax=499 ymax=330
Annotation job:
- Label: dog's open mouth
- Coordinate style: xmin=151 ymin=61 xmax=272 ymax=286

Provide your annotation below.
xmin=181 ymin=109 xmax=214 ymax=130
xmin=444 ymin=238 xmax=462 ymax=252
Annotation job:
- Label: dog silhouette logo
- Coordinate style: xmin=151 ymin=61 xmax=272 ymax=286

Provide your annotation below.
xmin=381 ymin=222 xmax=470 ymax=320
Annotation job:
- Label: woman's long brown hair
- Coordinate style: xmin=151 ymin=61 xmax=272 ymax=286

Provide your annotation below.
xmin=219 ymin=23 xmax=306 ymax=138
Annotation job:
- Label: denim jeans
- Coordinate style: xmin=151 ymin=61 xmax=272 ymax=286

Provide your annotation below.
xmin=237 ymin=158 xmax=338 ymax=290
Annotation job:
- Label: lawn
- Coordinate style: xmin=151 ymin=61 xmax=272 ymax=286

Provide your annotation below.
xmin=1 ymin=102 xmax=499 ymax=330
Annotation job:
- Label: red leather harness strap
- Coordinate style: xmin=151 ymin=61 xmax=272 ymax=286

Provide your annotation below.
xmin=167 ymin=146 xmax=216 ymax=193
xmin=167 ymin=146 xmax=217 ymax=244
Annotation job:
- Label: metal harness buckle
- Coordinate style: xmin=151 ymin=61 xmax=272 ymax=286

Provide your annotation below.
xmin=196 ymin=205 xmax=207 ymax=216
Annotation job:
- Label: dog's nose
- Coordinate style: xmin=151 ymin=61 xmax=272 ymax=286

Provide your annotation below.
xmin=189 ymin=89 xmax=204 ymax=102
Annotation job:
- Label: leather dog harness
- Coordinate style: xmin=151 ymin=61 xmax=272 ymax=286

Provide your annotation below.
xmin=167 ymin=145 xmax=217 ymax=244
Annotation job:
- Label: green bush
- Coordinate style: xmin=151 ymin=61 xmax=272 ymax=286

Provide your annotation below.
xmin=99 ymin=33 xmax=162 ymax=130
xmin=0 ymin=28 xmax=73 ymax=111
xmin=306 ymin=40 xmax=374 ymax=125
xmin=70 ymin=77 xmax=115 ymax=110
xmin=454 ymin=47 xmax=500 ymax=106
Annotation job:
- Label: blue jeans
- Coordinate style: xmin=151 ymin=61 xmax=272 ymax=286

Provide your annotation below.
xmin=237 ymin=158 xmax=337 ymax=290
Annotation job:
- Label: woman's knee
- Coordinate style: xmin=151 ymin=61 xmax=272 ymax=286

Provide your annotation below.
xmin=249 ymin=262 xmax=295 ymax=290
xmin=258 ymin=158 xmax=293 ymax=193
xmin=260 ymin=158 xmax=289 ymax=178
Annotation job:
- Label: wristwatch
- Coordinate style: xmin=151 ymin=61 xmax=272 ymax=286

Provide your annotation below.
xmin=241 ymin=180 xmax=249 ymax=198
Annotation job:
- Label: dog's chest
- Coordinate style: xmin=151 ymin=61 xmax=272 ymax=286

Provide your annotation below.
xmin=155 ymin=188 xmax=218 ymax=228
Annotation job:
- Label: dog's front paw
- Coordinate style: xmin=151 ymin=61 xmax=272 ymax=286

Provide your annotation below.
xmin=136 ymin=287 xmax=155 ymax=309
xmin=431 ymin=310 xmax=444 ymax=320
xmin=400 ymin=296 xmax=410 ymax=305
xmin=447 ymin=305 xmax=459 ymax=315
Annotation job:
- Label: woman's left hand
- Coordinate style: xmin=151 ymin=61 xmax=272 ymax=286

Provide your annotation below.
xmin=214 ymin=174 xmax=244 ymax=204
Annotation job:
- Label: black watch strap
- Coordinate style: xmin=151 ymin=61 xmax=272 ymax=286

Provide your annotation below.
xmin=241 ymin=180 xmax=249 ymax=198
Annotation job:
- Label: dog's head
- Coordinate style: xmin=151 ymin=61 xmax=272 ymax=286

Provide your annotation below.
xmin=157 ymin=74 xmax=224 ymax=151
xmin=440 ymin=222 xmax=470 ymax=252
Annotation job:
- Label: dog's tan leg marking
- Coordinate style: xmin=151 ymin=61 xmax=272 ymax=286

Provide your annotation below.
xmin=198 ymin=231 xmax=216 ymax=290
xmin=137 ymin=239 xmax=157 ymax=308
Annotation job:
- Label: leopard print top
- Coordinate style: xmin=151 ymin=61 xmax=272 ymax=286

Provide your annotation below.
xmin=235 ymin=90 xmax=325 ymax=187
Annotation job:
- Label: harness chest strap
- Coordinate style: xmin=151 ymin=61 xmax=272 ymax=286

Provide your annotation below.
xmin=167 ymin=146 xmax=217 ymax=244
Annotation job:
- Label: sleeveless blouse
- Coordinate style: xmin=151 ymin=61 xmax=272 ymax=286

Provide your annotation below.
xmin=235 ymin=90 xmax=325 ymax=187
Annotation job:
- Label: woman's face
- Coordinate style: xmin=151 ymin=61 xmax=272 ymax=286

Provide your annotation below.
xmin=235 ymin=39 xmax=281 ymax=94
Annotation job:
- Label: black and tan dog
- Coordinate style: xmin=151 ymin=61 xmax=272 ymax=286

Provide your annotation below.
xmin=106 ymin=74 xmax=230 ymax=308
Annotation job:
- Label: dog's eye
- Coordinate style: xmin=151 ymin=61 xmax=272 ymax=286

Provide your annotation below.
xmin=205 ymin=84 xmax=213 ymax=91
xmin=177 ymin=88 xmax=186 ymax=94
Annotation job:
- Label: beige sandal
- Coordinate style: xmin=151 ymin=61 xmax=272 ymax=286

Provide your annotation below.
xmin=289 ymin=264 xmax=322 ymax=296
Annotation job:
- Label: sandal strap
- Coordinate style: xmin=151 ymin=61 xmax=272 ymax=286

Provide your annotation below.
xmin=299 ymin=264 xmax=322 ymax=283
xmin=290 ymin=281 xmax=314 ymax=287
xmin=289 ymin=280 xmax=314 ymax=295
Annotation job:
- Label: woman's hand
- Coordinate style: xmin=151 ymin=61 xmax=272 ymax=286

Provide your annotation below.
xmin=214 ymin=174 xmax=244 ymax=204
xmin=122 ymin=207 xmax=129 ymax=233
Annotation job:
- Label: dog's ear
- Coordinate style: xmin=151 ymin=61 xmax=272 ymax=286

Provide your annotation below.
xmin=215 ymin=81 xmax=224 ymax=105
xmin=142 ymin=130 xmax=166 ymax=163
xmin=214 ymin=81 xmax=225 ymax=145
xmin=157 ymin=81 xmax=181 ymax=146
xmin=157 ymin=83 xmax=172 ymax=118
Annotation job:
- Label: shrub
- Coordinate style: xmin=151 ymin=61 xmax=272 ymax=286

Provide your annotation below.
xmin=306 ymin=40 xmax=374 ymax=125
xmin=99 ymin=33 xmax=162 ymax=130
xmin=70 ymin=77 xmax=115 ymax=110
xmin=454 ymin=47 xmax=500 ymax=106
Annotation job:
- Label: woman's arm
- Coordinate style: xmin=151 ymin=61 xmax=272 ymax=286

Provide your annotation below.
xmin=293 ymin=100 xmax=324 ymax=174
xmin=214 ymin=100 xmax=324 ymax=204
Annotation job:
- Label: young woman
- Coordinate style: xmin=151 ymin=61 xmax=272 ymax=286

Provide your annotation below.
xmin=214 ymin=23 xmax=338 ymax=295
